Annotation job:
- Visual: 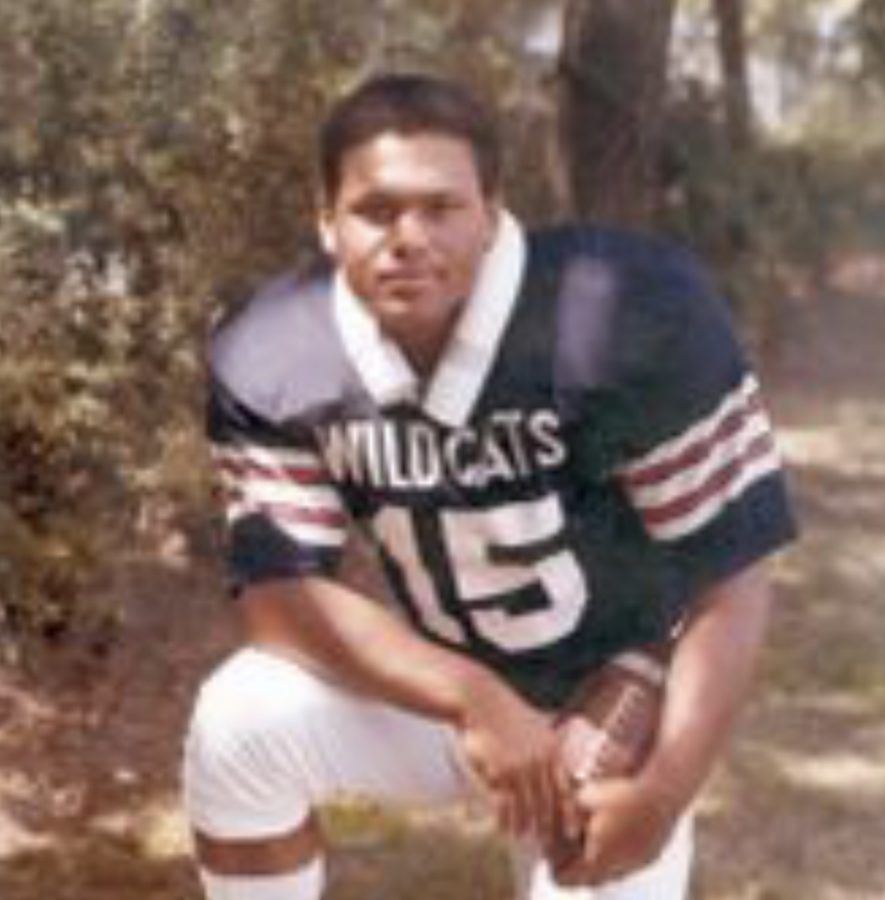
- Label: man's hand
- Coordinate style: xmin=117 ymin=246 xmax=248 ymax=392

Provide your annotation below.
xmin=554 ymin=561 xmax=773 ymax=887
xmin=240 ymin=576 xmax=564 ymax=841
xmin=554 ymin=773 xmax=679 ymax=886
xmin=545 ymin=645 xmax=669 ymax=878
xmin=456 ymin=676 xmax=560 ymax=840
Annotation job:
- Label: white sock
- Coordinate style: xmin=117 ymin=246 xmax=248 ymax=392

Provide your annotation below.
xmin=199 ymin=858 xmax=325 ymax=900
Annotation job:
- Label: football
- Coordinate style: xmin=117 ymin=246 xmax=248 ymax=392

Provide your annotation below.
xmin=547 ymin=645 xmax=669 ymax=884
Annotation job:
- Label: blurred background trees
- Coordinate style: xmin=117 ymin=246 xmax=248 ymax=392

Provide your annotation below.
xmin=558 ymin=0 xmax=677 ymax=225
xmin=1 ymin=0 xmax=883 ymax=659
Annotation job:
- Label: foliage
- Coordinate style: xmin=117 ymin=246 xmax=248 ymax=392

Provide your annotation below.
xmin=0 ymin=0 xmax=543 ymax=659
xmin=658 ymin=0 xmax=885 ymax=354
xmin=658 ymin=67 xmax=885 ymax=357
xmin=0 ymin=0 xmax=345 ymax=653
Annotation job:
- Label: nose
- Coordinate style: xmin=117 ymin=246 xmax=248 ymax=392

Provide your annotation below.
xmin=389 ymin=209 xmax=430 ymax=256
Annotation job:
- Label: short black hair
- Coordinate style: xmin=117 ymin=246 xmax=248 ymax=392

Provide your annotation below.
xmin=319 ymin=73 xmax=501 ymax=201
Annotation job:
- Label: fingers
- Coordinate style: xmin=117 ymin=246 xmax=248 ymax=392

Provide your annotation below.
xmin=555 ymin=806 xmax=641 ymax=888
xmin=491 ymin=756 xmax=560 ymax=839
xmin=554 ymin=830 xmax=600 ymax=887
xmin=455 ymin=696 xmax=560 ymax=839
xmin=491 ymin=784 xmax=518 ymax=834
xmin=557 ymin=778 xmax=672 ymax=887
xmin=531 ymin=754 xmax=560 ymax=839
xmin=549 ymin=763 xmax=594 ymax=887
xmin=552 ymin=745 xmax=584 ymax=843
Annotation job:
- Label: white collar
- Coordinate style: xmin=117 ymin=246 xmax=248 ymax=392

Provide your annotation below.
xmin=332 ymin=209 xmax=527 ymax=428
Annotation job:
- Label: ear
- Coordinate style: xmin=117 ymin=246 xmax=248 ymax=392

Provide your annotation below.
xmin=317 ymin=208 xmax=337 ymax=257
xmin=483 ymin=195 xmax=502 ymax=249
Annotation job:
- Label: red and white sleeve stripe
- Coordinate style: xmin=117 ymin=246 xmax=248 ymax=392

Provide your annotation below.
xmin=617 ymin=375 xmax=782 ymax=541
xmin=212 ymin=443 xmax=347 ymax=548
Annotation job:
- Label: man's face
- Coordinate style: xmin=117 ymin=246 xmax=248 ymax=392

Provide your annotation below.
xmin=319 ymin=131 xmax=499 ymax=350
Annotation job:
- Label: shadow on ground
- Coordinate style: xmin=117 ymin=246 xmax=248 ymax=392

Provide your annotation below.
xmin=0 ymin=835 xmax=199 ymax=900
xmin=694 ymin=274 xmax=885 ymax=899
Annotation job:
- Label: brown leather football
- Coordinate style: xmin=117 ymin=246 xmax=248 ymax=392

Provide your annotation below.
xmin=547 ymin=644 xmax=669 ymax=884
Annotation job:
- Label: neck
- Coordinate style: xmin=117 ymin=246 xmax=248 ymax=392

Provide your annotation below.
xmin=389 ymin=306 xmax=462 ymax=380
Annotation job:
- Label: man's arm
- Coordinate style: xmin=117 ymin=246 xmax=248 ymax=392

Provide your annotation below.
xmin=240 ymin=575 xmax=561 ymax=836
xmin=563 ymin=560 xmax=773 ymax=885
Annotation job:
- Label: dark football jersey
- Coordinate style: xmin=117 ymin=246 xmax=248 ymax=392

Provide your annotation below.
xmin=207 ymin=221 xmax=796 ymax=708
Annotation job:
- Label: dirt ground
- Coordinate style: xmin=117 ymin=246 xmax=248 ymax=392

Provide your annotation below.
xmin=1 ymin=255 xmax=884 ymax=899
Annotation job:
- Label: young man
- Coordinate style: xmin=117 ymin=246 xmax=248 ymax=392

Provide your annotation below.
xmin=184 ymin=74 xmax=796 ymax=899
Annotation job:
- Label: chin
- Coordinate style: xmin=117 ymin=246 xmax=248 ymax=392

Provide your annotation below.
xmin=369 ymin=299 xmax=417 ymax=331
xmin=375 ymin=289 xmax=437 ymax=317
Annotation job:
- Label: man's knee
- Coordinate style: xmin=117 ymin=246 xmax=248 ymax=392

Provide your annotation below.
xmin=184 ymin=650 xmax=318 ymax=843
xmin=185 ymin=655 xmax=327 ymax=899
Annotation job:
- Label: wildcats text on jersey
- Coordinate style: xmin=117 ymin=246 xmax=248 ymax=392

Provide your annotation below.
xmin=315 ymin=409 xmax=566 ymax=492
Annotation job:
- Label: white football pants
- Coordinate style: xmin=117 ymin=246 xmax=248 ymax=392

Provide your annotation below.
xmin=183 ymin=647 xmax=692 ymax=900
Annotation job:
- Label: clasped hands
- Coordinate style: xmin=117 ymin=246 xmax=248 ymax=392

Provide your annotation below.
xmin=458 ymin=694 xmax=677 ymax=887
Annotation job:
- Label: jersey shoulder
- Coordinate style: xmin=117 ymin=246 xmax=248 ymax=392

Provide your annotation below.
xmin=526 ymin=224 xmax=739 ymax=389
xmin=529 ymin=223 xmax=729 ymax=325
xmin=208 ymin=269 xmax=360 ymax=423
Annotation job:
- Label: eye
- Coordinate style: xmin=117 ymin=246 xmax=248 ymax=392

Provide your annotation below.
xmin=424 ymin=196 xmax=462 ymax=219
xmin=352 ymin=196 xmax=398 ymax=226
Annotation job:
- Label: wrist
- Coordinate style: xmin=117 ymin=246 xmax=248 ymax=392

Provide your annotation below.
xmin=634 ymin=753 xmax=701 ymax=823
xmin=443 ymin=658 xmax=513 ymax=728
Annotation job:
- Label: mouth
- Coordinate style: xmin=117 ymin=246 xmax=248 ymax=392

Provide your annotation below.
xmin=375 ymin=270 xmax=441 ymax=303
xmin=378 ymin=269 xmax=436 ymax=286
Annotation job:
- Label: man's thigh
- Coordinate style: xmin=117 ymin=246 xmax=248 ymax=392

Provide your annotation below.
xmin=183 ymin=646 xmax=472 ymax=839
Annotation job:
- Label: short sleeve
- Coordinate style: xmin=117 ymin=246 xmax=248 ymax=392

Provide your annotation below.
xmin=614 ymin=256 xmax=797 ymax=592
xmin=207 ymin=378 xmax=348 ymax=591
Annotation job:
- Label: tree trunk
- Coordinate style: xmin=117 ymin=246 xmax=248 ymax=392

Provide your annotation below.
xmin=712 ymin=0 xmax=753 ymax=149
xmin=557 ymin=0 xmax=676 ymax=227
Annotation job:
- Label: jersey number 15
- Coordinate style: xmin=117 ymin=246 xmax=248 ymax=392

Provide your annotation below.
xmin=374 ymin=494 xmax=589 ymax=653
